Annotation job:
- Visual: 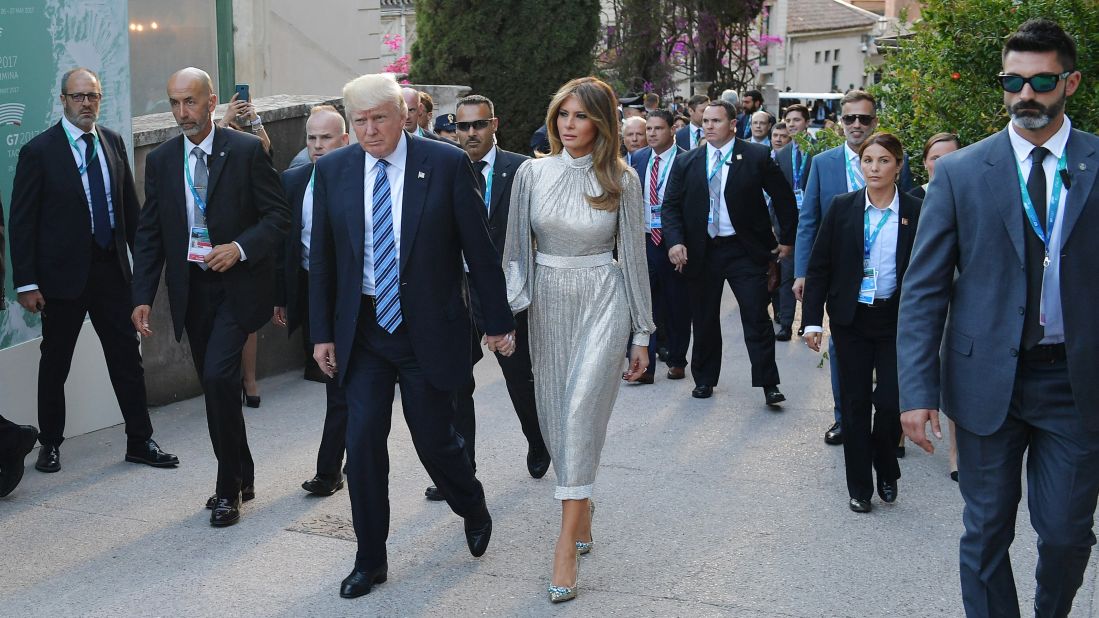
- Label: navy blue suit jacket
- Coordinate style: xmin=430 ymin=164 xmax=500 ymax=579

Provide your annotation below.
xmin=308 ymin=134 xmax=514 ymax=390
xmin=276 ymin=162 xmax=313 ymax=334
xmin=675 ymin=125 xmax=705 ymax=151
xmin=628 ymin=144 xmax=689 ymax=203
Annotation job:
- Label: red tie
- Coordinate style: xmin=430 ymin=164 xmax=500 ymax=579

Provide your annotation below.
xmin=649 ymin=156 xmax=662 ymax=245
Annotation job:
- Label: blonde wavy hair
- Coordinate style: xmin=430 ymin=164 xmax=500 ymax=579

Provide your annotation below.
xmin=544 ymin=77 xmax=627 ymax=212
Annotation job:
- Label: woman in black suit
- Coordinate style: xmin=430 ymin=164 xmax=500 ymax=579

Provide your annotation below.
xmin=908 ymin=132 xmax=960 ymax=200
xmin=801 ymin=132 xmax=922 ymax=513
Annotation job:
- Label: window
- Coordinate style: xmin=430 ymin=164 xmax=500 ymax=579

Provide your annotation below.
xmin=825 ymin=50 xmax=831 ymax=62
xmin=834 ymin=49 xmax=840 ymax=62
xmin=815 ymin=51 xmax=821 ymax=64
xmin=128 ymin=0 xmax=221 ymax=115
xmin=831 ymin=65 xmax=840 ymax=89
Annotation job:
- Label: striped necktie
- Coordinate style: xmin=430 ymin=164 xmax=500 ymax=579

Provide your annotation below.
xmin=372 ymin=159 xmax=402 ymax=333
xmin=649 ymin=155 xmax=662 ymax=245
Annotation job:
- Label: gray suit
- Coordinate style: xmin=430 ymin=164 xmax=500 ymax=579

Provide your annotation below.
xmin=898 ymin=125 xmax=1099 ymax=617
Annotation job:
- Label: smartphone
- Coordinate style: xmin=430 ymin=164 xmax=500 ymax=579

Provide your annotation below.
xmin=234 ymin=84 xmax=250 ymax=102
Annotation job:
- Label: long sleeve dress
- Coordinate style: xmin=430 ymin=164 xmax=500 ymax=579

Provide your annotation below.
xmin=502 ymin=149 xmax=655 ymax=500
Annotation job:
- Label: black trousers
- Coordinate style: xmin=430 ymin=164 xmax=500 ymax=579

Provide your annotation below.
xmin=956 ymin=356 xmax=1099 ymax=618
xmin=646 ymin=233 xmax=690 ymax=371
xmin=829 ymin=302 xmax=900 ymax=501
xmin=184 ymin=266 xmax=254 ymax=497
xmin=0 ymin=414 xmax=21 ymax=453
xmin=769 ymin=253 xmax=795 ymax=328
xmin=344 ymin=297 xmax=486 ymax=571
xmin=37 ymin=243 xmax=152 ymax=448
xmin=297 ymin=268 xmax=349 ymax=479
xmin=687 ymin=236 xmax=780 ymax=388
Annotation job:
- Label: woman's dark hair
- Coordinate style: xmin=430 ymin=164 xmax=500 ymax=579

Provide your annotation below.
xmin=921 ymin=132 xmax=961 ymax=162
xmin=858 ymin=131 xmax=905 ymax=162
xmin=1003 ymin=19 xmax=1077 ymax=72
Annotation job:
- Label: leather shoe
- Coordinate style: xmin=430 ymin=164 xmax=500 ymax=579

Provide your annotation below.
xmin=877 ymin=479 xmax=898 ymax=503
xmin=424 ymin=485 xmax=446 ymax=501
xmin=125 ymin=439 xmax=179 ymax=468
xmin=527 ymin=444 xmax=550 ymax=479
xmin=896 ymin=445 xmax=906 ymax=459
xmin=35 ymin=444 xmax=60 ymax=473
xmin=1 ymin=425 xmax=39 ymax=497
xmin=775 ymin=325 xmax=792 ymax=341
xmin=302 ymin=475 xmax=344 ymax=496
xmin=824 ymin=422 xmax=843 ymax=445
xmin=340 ymin=564 xmax=388 ymax=598
xmin=763 ymin=385 xmax=785 ymax=406
xmin=206 ymin=485 xmax=255 ymax=509
xmin=849 ymin=498 xmax=872 ymax=513
xmin=692 ymin=385 xmax=713 ymax=399
xmin=666 ymin=367 xmax=686 ymax=380
xmin=210 ymin=496 xmax=241 ymax=527
xmin=464 ymin=506 xmax=493 ymax=557
xmin=633 ymin=372 xmax=654 ymax=384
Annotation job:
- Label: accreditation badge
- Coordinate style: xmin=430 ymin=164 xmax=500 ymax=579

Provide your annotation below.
xmin=188 ymin=226 xmax=213 ymax=264
xmin=650 ymin=204 xmax=662 ymax=229
xmin=858 ymin=267 xmax=877 ymax=305
xmin=794 ymin=188 xmax=804 ymax=208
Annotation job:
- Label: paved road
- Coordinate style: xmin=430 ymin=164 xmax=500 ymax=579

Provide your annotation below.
xmin=2 ymin=294 xmax=1096 ymax=617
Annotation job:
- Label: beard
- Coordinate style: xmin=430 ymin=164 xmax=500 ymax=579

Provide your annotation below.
xmin=1009 ymin=96 xmax=1065 ymax=130
xmin=64 ymin=109 xmax=97 ymax=131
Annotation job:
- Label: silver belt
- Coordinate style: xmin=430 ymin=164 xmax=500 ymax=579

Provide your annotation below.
xmin=534 ymin=251 xmax=614 ymax=269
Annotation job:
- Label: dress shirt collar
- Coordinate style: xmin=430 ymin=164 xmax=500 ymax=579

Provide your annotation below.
xmin=1008 ymin=115 xmax=1071 ymax=165
xmin=864 ymin=185 xmax=900 ymax=215
xmin=652 ymin=143 xmax=675 ymax=163
xmin=184 ymin=124 xmax=216 ymax=158
xmin=844 ymin=141 xmax=860 ymax=164
xmin=61 ymin=115 xmax=95 ymax=139
xmin=365 ymin=131 xmax=409 ymax=173
xmin=707 ymin=139 xmax=733 ymax=160
xmin=478 ymin=144 xmax=497 ymax=168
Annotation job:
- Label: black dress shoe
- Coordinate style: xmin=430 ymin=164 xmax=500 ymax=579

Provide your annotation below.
xmin=206 ymin=486 xmax=255 ymax=509
xmin=424 ymin=485 xmax=446 ymax=501
xmin=125 ymin=439 xmax=180 ymax=468
xmin=896 ymin=445 xmax=906 ymax=459
xmin=877 ymin=479 xmax=898 ymax=503
xmin=526 ymin=444 xmax=551 ymax=479
xmin=1 ymin=425 xmax=39 ymax=497
xmin=340 ymin=564 xmax=388 ymax=598
xmin=763 ymin=385 xmax=785 ymax=406
xmin=775 ymin=325 xmax=792 ymax=341
xmin=35 ymin=445 xmax=60 ymax=473
xmin=464 ymin=507 xmax=493 ymax=557
xmin=210 ymin=496 xmax=241 ymax=527
xmin=950 ymin=470 xmax=959 ymax=483
xmin=692 ymin=385 xmax=713 ymax=399
xmin=657 ymin=346 xmax=670 ymax=363
xmin=849 ymin=498 xmax=872 ymax=513
xmin=824 ymin=422 xmax=843 ymax=445
xmin=302 ymin=475 xmax=344 ymax=496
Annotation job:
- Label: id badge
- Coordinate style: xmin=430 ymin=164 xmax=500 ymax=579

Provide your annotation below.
xmin=650 ymin=204 xmax=662 ymax=229
xmin=794 ymin=188 xmax=804 ymax=208
xmin=188 ymin=226 xmax=213 ymax=264
xmin=858 ymin=267 xmax=877 ymax=305
xmin=708 ymin=198 xmax=716 ymax=224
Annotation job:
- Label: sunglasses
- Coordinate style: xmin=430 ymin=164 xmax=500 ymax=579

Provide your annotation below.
xmin=997 ymin=71 xmax=1072 ymax=93
xmin=841 ymin=114 xmax=876 ymax=126
xmin=456 ymin=119 xmax=494 ymax=131
xmin=63 ymin=92 xmax=103 ymax=103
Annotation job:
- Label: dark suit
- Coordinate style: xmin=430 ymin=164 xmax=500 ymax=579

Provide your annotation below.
xmin=630 ymin=145 xmax=691 ymax=372
xmin=662 ymin=138 xmax=798 ymax=389
xmin=309 ymin=133 xmax=514 ymax=571
xmin=453 ymin=147 xmax=545 ymax=471
xmin=276 ymin=162 xmax=349 ymax=481
xmin=803 ymin=188 xmax=921 ymax=500
xmin=132 ymin=126 xmax=290 ymax=498
xmin=771 ymin=141 xmax=813 ymax=329
xmin=898 ymin=126 xmax=1099 ymax=617
xmin=675 ymin=124 xmax=705 ymax=151
xmin=9 ymin=121 xmax=153 ymax=448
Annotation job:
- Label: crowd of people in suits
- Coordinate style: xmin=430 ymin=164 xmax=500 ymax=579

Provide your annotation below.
xmin=0 ymin=17 xmax=1096 ymax=615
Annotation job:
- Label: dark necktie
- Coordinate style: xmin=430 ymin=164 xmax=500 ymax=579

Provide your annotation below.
xmin=1021 ymin=146 xmax=1049 ymax=350
xmin=372 ymin=159 xmax=402 ymax=333
xmin=695 ymin=128 xmax=702 ymax=147
xmin=191 ymin=146 xmax=209 ymax=224
xmin=83 ymin=133 xmax=112 ymax=248
xmin=474 ymin=160 xmax=488 ymax=202
xmin=795 ymin=148 xmax=803 ymax=177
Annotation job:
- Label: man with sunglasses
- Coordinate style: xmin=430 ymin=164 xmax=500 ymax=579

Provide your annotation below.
xmin=792 ymin=89 xmax=912 ymax=447
xmin=900 ymin=19 xmax=1099 ymax=617
xmin=419 ymin=94 xmax=549 ymax=503
xmin=9 ymin=67 xmax=178 ymax=474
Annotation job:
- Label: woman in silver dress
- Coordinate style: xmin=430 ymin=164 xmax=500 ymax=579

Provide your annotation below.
xmin=502 ymin=76 xmax=655 ymax=602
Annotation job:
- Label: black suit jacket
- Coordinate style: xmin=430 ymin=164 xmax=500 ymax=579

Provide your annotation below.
xmin=774 ymin=142 xmax=813 ymax=192
xmin=661 ymin=138 xmax=799 ymax=277
xmin=276 ymin=162 xmax=314 ymax=334
xmin=308 ymin=134 xmax=515 ymax=391
xmin=9 ymin=122 xmax=140 ymax=298
xmin=675 ymin=125 xmax=704 ymax=151
xmin=802 ymin=188 xmax=922 ymax=327
xmin=484 ymin=148 xmax=530 ymax=252
xmin=132 ymin=126 xmax=291 ymax=340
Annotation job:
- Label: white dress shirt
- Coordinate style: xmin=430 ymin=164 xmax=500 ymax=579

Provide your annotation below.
xmin=1008 ymin=115 xmax=1072 ymax=344
xmin=844 ymin=142 xmax=865 ymax=191
xmin=645 ymin=144 xmax=676 ymax=231
xmin=184 ymin=126 xmax=247 ymax=263
xmin=706 ymin=140 xmax=736 ymax=237
xmin=361 ymin=133 xmax=408 ymax=295
xmin=479 ymin=145 xmax=497 ymax=210
xmin=300 ymin=166 xmax=315 ymax=270
xmin=689 ymin=124 xmax=704 ymax=149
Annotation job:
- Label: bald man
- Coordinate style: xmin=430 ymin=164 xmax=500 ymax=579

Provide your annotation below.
xmin=131 ymin=67 xmax=290 ymax=527
xmin=401 ymin=88 xmax=443 ymax=141
xmin=623 ymin=116 xmax=647 ymax=165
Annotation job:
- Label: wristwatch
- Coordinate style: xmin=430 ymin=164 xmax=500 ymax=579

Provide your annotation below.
xmin=249 ymin=114 xmax=264 ymax=128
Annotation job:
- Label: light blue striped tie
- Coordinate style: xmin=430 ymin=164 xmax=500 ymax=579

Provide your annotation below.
xmin=372 ymin=159 xmax=402 ymax=332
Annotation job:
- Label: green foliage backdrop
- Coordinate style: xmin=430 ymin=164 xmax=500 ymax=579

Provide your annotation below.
xmin=410 ymin=0 xmax=601 ymax=153
xmin=873 ymin=0 xmax=1098 ymax=182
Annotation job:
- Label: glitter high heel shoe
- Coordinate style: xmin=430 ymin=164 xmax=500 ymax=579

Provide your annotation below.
xmin=548 ymin=550 xmax=581 ymax=603
xmin=576 ymin=499 xmax=595 ymax=555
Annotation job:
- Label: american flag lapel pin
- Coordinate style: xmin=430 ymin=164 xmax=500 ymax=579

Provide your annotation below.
xmin=417 ymin=171 xmax=425 ymax=179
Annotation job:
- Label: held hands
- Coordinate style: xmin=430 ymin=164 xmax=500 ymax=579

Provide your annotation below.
xmin=486 ymin=331 xmax=517 ymax=357
xmin=902 ymin=408 xmax=942 ymax=454
xmin=205 ymin=243 xmax=241 ymax=272
xmin=668 ymin=244 xmax=688 ymax=273
xmin=17 ymin=290 xmax=45 ymax=313
xmin=313 ymin=343 xmax=338 ymax=378
xmin=622 ymin=345 xmax=649 ymax=382
xmin=792 ymin=277 xmax=805 ymax=301
xmin=132 ymin=305 xmax=153 ymax=337
xmin=272 ymin=307 xmax=287 ymax=327
xmin=803 ymin=331 xmax=822 ymax=352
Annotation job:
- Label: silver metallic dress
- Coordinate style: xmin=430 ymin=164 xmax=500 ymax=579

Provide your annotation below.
xmin=503 ymin=150 xmax=655 ymax=500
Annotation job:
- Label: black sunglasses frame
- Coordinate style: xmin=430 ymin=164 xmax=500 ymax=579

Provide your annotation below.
xmin=455 ymin=118 xmax=495 ymax=132
xmin=997 ymin=71 xmax=1072 ymax=94
xmin=840 ymin=114 xmax=876 ymax=126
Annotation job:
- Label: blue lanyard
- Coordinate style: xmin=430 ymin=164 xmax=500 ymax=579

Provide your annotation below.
xmin=864 ymin=206 xmax=892 ymax=259
xmin=846 ymin=154 xmax=865 ymax=190
xmin=1016 ymin=150 xmax=1067 ymax=264
xmin=184 ymin=150 xmax=207 ymax=217
xmin=707 ymin=147 xmax=734 ymax=182
xmin=67 ymin=130 xmax=100 ymax=176
xmin=791 ymin=144 xmax=807 ymax=188
xmin=308 ymin=167 xmax=316 ymax=193
xmin=645 ymin=149 xmax=676 ymax=203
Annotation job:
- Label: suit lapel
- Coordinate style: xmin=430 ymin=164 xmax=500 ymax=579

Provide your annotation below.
xmin=205 ymin=128 xmax=231 ymax=212
xmin=400 ymin=134 xmax=428 ymax=276
xmin=94 ymin=128 xmax=121 ymax=207
xmin=51 ymin=123 xmax=88 ymax=206
xmin=344 ymin=149 xmax=366 ymax=268
xmin=722 ymin=140 xmax=746 ymax=214
xmin=165 ymin=135 xmax=188 ymax=230
xmin=896 ymin=193 xmax=917 ymax=276
xmin=1060 ymin=129 xmax=1097 ymax=246
xmin=984 ymin=130 xmax=1026 ymax=265
xmin=488 ymin=153 xmax=513 ymax=219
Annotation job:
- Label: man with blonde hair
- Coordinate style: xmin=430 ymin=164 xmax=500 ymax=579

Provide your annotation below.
xmin=309 ymin=73 xmax=515 ymax=598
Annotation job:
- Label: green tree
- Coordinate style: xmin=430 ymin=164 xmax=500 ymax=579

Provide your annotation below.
xmin=411 ymin=0 xmax=601 ymax=153
xmin=873 ymin=0 xmax=1098 ymax=182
